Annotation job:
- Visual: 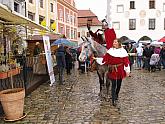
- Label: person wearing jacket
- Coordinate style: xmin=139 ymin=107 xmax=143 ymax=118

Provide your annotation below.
xmin=160 ymin=45 xmax=165 ymax=69
xmin=87 ymin=19 xmax=116 ymax=49
xmin=102 ymin=38 xmax=130 ymax=106
xmin=56 ymin=44 xmax=66 ymax=84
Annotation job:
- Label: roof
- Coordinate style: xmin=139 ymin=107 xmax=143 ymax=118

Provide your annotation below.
xmin=0 ymin=3 xmax=48 ymax=31
xmin=78 ymin=10 xmax=96 ymax=17
xmin=78 ymin=10 xmax=102 ymax=27
xmin=26 ymin=34 xmax=60 ymax=42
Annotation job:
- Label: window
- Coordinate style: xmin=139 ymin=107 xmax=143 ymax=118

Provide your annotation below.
xmin=163 ymin=3 xmax=165 ymax=11
xmin=74 ymin=30 xmax=77 ymax=39
xmin=14 ymin=2 xmax=19 ymax=12
xmin=74 ymin=16 xmax=76 ymax=25
xmin=78 ymin=32 xmax=80 ymax=38
xmin=66 ymin=28 xmax=70 ymax=38
xmin=59 ymin=9 xmax=63 ymax=21
xmin=70 ymin=15 xmax=73 ymax=24
xmin=39 ymin=15 xmax=44 ymax=24
xmin=112 ymin=22 xmax=120 ymax=30
xmin=129 ymin=19 xmax=136 ymax=30
xmin=149 ymin=0 xmax=155 ymax=9
xmin=60 ymin=26 xmax=64 ymax=34
xmin=71 ymin=29 xmax=74 ymax=39
xmin=29 ymin=0 xmax=33 ymax=3
xmin=28 ymin=11 xmax=34 ymax=21
xmin=117 ymin=5 xmax=124 ymax=13
xmin=66 ymin=13 xmax=70 ymax=23
xmin=40 ymin=0 xmax=43 ymax=8
xmin=164 ymin=18 xmax=165 ymax=30
xmin=87 ymin=32 xmax=90 ymax=37
xmin=50 ymin=3 xmax=53 ymax=12
xmin=50 ymin=19 xmax=54 ymax=26
xmin=130 ymin=1 xmax=135 ymax=9
xmin=149 ymin=19 xmax=155 ymax=30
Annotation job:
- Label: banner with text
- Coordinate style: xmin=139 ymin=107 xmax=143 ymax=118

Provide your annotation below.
xmin=43 ymin=35 xmax=55 ymax=86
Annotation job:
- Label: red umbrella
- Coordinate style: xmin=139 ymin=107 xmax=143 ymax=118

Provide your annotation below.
xmin=159 ymin=37 xmax=165 ymax=42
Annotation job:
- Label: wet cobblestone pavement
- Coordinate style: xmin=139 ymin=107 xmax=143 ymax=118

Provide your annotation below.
xmin=1 ymin=68 xmax=165 ymax=124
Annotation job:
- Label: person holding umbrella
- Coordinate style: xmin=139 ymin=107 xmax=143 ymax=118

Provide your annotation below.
xmin=56 ymin=44 xmax=66 ymax=84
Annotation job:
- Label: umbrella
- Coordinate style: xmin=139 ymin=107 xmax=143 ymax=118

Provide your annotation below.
xmin=122 ymin=39 xmax=136 ymax=44
xmin=150 ymin=40 xmax=163 ymax=47
xmin=138 ymin=40 xmax=151 ymax=45
xmin=51 ymin=38 xmax=71 ymax=46
xmin=158 ymin=37 xmax=165 ymax=42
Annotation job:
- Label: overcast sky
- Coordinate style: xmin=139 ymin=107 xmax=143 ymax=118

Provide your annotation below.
xmin=74 ymin=0 xmax=107 ymax=20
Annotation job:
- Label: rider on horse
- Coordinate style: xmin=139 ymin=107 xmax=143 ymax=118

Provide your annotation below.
xmin=87 ymin=19 xmax=116 ymax=49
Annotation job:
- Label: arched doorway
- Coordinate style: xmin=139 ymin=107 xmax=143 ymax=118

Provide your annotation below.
xmin=138 ymin=36 xmax=152 ymax=42
xmin=119 ymin=36 xmax=129 ymax=42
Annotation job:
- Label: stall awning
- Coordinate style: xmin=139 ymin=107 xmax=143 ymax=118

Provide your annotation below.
xmin=0 ymin=3 xmax=48 ymax=31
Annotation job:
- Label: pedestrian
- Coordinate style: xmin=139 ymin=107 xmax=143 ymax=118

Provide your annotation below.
xmin=160 ymin=45 xmax=165 ymax=69
xmin=136 ymin=44 xmax=143 ymax=69
xmin=33 ymin=42 xmax=42 ymax=56
xmin=56 ymin=44 xmax=66 ymax=84
xmin=87 ymin=19 xmax=116 ymax=49
xmin=142 ymin=44 xmax=154 ymax=71
xmin=102 ymin=38 xmax=130 ymax=106
xmin=126 ymin=43 xmax=137 ymax=74
xmin=65 ymin=47 xmax=73 ymax=75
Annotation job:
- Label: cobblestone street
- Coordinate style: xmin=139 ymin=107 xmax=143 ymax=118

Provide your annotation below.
xmin=1 ymin=68 xmax=165 ymax=124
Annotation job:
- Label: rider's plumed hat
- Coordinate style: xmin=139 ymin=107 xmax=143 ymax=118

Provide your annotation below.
xmin=101 ymin=19 xmax=108 ymax=26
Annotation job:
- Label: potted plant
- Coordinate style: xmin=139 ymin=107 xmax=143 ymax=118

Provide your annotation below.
xmin=0 ymin=64 xmax=9 ymax=79
xmin=0 ymin=25 xmax=26 ymax=121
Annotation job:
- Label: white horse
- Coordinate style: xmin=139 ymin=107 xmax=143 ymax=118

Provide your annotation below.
xmin=79 ymin=36 xmax=111 ymax=97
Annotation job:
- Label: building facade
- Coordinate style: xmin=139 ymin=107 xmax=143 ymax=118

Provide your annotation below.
xmin=107 ymin=0 xmax=165 ymax=41
xmin=78 ymin=9 xmax=102 ymax=44
xmin=57 ymin=0 xmax=78 ymax=42
xmin=27 ymin=0 xmax=78 ymax=42
xmin=0 ymin=0 xmax=26 ymax=16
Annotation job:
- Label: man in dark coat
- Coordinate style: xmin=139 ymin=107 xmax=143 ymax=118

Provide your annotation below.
xmin=142 ymin=44 xmax=154 ymax=71
xmin=87 ymin=19 xmax=116 ymax=49
xmin=56 ymin=44 xmax=66 ymax=84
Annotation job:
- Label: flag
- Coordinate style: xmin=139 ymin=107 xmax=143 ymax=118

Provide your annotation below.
xmin=40 ymin=19 xmax=46 ymax=35
xmin=51 ymin=21 xmax=56 ymax=32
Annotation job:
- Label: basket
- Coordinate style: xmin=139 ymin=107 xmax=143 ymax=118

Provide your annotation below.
xmin=0 ymin=88 xmax=25 ymax=120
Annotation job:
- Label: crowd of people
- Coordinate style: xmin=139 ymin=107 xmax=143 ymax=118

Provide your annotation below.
xmin=54 ymin=19 xmax=165 ymax=106
xmin=124 ymin=42 xmax=165 ymax=73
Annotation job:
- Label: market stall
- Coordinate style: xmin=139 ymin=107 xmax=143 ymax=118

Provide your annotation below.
xmin=0 ymin=3 xmax=58 ymax=120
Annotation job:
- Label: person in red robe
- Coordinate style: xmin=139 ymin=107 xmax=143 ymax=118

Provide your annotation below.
xmin=102 ymin=38 xmax=130 ymax=106
xmin=87 ymin=19 xmax=116 ymax=49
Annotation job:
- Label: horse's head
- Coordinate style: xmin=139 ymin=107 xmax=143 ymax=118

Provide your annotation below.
xmin=78 ymin=37 xmax=96 ymax=62
xmin=78 ymin=36 xmax=107 ymax=62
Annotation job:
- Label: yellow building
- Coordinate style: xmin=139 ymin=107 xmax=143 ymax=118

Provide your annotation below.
xmin=27 ymin=0 xmax=78 ymax=42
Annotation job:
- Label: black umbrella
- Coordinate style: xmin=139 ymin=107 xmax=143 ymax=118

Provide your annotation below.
xmin=122 ymin=39 xmax=136 ymax=44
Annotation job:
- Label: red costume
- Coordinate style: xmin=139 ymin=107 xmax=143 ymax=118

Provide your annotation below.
xmin=102 ymin=47 xmax=130 ymax=80
xmin=89 ymin=28 xmax=116 ymax=49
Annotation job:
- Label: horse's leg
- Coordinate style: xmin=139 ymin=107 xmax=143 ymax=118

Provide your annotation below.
xmin=102 ymin=73 xmax=105 ymax=86
xmin=106 ymin=77 xmax=111 ymax=99
xmin=97 ymin=71 xmax=103 ymax=96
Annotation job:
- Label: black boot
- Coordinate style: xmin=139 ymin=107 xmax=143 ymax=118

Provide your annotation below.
xmin=112 ymin=100 xmax=116 ymax=106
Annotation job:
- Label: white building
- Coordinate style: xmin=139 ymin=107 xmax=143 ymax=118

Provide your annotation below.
xmin=0 ymin=0 xmax=26 ymax=16
xmin=107 ymin=0 xmax=165 ymax=42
